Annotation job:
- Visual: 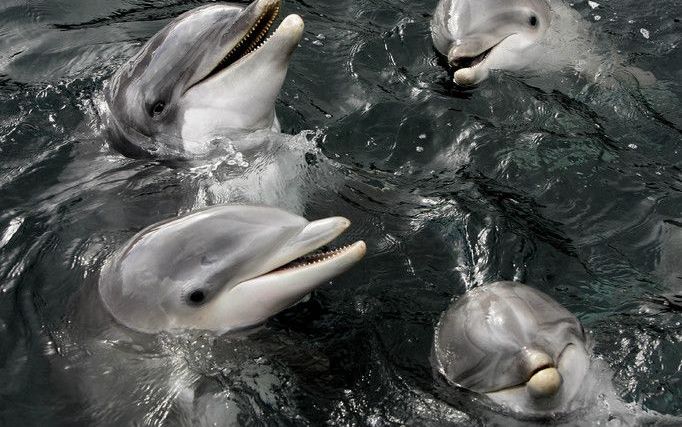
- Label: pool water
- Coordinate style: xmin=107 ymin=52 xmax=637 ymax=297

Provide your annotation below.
xmin=0 ymin=0 xmax=680 ymax=425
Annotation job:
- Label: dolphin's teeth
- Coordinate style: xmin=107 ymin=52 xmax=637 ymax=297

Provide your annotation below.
xmin=270 ymin=244 xmax=356 ymax=273
xmin=200 ymin=4 xmax=280 ymax=84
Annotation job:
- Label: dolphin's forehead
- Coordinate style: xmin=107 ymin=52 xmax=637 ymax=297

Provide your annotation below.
xmin=435 ymin=282 xmax=585 ymax=392
xmin=441 ymin=0 xmax=549 ymax=36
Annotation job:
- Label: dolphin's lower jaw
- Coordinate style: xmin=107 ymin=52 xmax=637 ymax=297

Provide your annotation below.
xmin=484 ymin=344 xmax=590 ymax=414
xmin=449 ymin=49 xmax=491 ymax=86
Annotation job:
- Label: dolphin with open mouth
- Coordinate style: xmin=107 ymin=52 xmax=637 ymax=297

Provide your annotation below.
xmin=431 ymin=0 xmax=553 ymax=86
xmin=99 ymin=205 xmax=366 ymax=334
xmin=103 ymin=0 xmax=303 ymax=158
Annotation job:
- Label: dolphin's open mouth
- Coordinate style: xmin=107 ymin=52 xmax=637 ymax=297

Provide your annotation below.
xmin=231 ymin=216 xmax=366 ymax=291
xmin=197 ymin=1 xmax=281 ymax=85
xmin=450 ymin=45 xmax=495 ymax=71
xmin=213 ymin=219 xmax=365 ymax=331
xmin=268 ymin=243 xmax=366 ymax=276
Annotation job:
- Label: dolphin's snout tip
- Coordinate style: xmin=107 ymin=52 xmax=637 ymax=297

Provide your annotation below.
xmin=328 ymin=216 xmax=351 ymax=233
xmin=453 ymin=68 xmax=477 ymax=86
xmin=527 ymin=367 xmax=562 ymax=399
xmin=318 ymin=216 xmax=350 ymax=232
xmin=281 ymin=14 xmax=305 ymax=33
xmin=353 ymin=240 xmax=367 ymax=260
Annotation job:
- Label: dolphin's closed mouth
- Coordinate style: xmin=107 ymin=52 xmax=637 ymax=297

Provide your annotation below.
xmin=200 ymin=1 xmax=281 ymax=84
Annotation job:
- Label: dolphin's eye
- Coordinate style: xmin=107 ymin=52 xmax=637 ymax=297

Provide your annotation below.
xmin=529 ymin=15 xmax=538 ymax=27
xmin=188 ymin=290 xmax=206 ymax=305
xmin=151 ymin=101 xmax=166 ymax=117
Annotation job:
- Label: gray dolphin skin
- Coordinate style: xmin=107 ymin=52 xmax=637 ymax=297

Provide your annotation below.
xmin=99 ymin=205 xmax=366 ymax=334
xmin=104 ymin=0 xmax=303 ymax=158
xmin=433 ymin=281 xmax=591 ymax=415
xmin=431 ymin=0 xmax=552 ymax=86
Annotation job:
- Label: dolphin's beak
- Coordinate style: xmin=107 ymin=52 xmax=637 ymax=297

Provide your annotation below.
xmin=185 ymin=0 xmax=303 ymax=92
xmin=447 ymin=35 xmax=505 ymax=86
xmin=205 ymin=217 xmax=366 ymax=333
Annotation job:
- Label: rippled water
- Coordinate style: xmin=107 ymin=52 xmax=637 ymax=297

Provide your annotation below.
xmin=0 ymin=0 xmax=680 ymax=425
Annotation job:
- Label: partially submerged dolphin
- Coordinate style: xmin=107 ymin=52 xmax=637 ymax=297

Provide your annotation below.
xmin=433 ymin=281 xmax=682 ymax=424
xmin=103 ymin=0 xmax=303 ymax=158
xmin=433 ymin=282 xmax=592 ymax=416
xmin=99 ymin=205 xmax=366 ymax=334
xmin=430 ymin=0 xmax=612 ymax=86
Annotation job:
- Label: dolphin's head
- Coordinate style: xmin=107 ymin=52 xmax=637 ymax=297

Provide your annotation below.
xmin=105 ymin=0 xmax=303 ymax=158
xmin=434 ymin=281 xmax=591 ymax=415
xmin=99 ymin=205 xmax=366 ymax=334
xmin=431 ymin=0 xmax=551 ymax=86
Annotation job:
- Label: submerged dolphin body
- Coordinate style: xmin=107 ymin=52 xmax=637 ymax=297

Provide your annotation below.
xmin=99 ymin=205 xmax=366 ymax=334
xmin=103 ymin=0 xmax=303 ymax=158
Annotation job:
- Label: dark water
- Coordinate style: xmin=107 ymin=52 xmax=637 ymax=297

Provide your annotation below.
xmin=0 ymin=0 xmax=681 ymax=425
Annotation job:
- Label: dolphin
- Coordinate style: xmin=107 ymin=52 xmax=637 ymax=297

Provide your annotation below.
xmin=433 ymin=282 xmax=591 ymax=416
xmin=433 ymin=281 xmax=682 ymax=424
xmin=103 ymin=0 xmax=303 ymax=158
xmin=430 ymin=0 xmax=638 ymax=88
xmin=99 ymin=204 xmax=366 ymax=334
xmin=431 ymin=0 xmax=559 ymax=86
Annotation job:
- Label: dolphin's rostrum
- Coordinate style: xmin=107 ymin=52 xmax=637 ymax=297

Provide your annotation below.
xmin=99 ymin=205 xmax=366 ymax=334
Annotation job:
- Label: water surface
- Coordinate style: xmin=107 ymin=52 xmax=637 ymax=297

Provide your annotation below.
xmin=0 ymin=0 xmax=680 ymax=425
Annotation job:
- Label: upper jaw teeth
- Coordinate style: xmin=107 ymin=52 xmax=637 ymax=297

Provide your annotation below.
xmin=273 ymin=244 xmax=356 ymax=272
xmin=221 ymin=5 xmax=280 ymax=67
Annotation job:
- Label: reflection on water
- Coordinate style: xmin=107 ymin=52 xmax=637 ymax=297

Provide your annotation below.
xmin=0 ymin=0 xmax=680 ymax=425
